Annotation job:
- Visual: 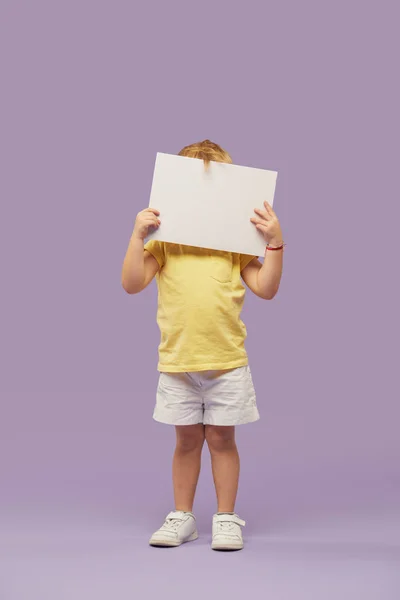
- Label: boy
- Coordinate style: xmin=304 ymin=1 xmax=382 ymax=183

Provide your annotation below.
xmin=121 ymin=140 xmax=284 ymax=550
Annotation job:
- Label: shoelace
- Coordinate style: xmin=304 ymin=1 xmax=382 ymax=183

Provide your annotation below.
xmin=161 ymin=518 xmax=183 ymax=531
xmin=216 ymin=521 xmax=236 ymax=532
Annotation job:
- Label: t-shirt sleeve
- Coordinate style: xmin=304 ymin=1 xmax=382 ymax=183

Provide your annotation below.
xmin=239 ymin=253 xmax=258 ymax=272
xmin=144 ymin=239 xmax=165 ymax=269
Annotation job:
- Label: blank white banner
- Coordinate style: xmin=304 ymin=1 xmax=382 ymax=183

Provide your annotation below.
xmin=145 ymin=152 xmax=278 ymax=256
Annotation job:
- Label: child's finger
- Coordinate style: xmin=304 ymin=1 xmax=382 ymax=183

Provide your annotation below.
xmin=263 ymin=201 xmax=274 ymax=214
xmin=254 ymin=207 xmax=270 ymax=220
xmin=250 ymin=215 xmax=267 ymax=225
xmin=143 ymin=217 xmax=160 ymax=226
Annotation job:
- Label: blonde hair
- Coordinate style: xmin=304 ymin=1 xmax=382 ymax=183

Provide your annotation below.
xmin=178 ymin=139 xmax=232 ymax=171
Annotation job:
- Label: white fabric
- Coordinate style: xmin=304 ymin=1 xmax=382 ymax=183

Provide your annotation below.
xmin=153 ymin=365 xmax=260 ymax=426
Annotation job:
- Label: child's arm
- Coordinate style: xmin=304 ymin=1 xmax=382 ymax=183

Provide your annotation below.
xmin=241 ymin=249 xmax=283 ymax=300
xmin=245 ymin=199 xmax=284 ymax=299
xmin=121 ymin=208 xmax=161 ymax=294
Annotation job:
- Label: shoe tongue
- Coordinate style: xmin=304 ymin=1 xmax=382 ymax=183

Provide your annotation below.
xmin=167 ymin=510 xmax=185 ymax=520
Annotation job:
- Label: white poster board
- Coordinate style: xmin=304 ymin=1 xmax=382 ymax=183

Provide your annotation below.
xmin=145 ymin=152 xmax=278 ymax=256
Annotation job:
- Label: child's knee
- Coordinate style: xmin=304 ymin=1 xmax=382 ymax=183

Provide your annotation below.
xmin=205 ymin=425 xmax=235 ymax=452
xmin=175 ymin=425 xmax=205 ymax=452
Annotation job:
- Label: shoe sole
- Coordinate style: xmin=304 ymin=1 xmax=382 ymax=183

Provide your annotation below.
xmin=211 ymin=542 xmax=243 ymax=551
xmin=149 ymin=531 xmax=198 ymax=547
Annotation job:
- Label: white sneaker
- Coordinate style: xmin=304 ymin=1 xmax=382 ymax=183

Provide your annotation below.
xmin=149 ymin=511 xmax=198 ymax=547
xmin=211 ymin=513 xmax=245 ymax=550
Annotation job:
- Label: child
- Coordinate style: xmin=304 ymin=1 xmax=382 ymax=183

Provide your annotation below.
xmin=121 ymin=139 xmax=284 ymax=550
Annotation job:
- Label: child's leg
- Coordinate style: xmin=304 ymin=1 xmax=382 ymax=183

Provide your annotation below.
xmin=205 ymin=425 xmax=239 ymax=513
xmin=173 ymin=424 xmax=205 ymax=512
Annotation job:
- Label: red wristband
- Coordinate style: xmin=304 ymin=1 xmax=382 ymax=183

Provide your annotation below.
xmin=266 ymin=242 xmax=285 ymax=251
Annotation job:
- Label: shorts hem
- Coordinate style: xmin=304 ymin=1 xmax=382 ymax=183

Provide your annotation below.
xmin=203 ymin=412 xmax=260 ymax=426
xmin=153 ymin=412 xmax=203 ymax=426
xmin=153 ymin=411 xmax=260 ymax=426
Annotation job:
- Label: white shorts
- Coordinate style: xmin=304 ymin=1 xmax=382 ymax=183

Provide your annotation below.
xmin=153 ymin=365 xmax=260 ymax=426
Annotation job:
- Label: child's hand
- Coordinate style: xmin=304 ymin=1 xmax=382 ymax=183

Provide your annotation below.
xmin=250 ymin=201 xmax=283 ymax=245
xmin=132 ymin=208 xmax=161 ymax=240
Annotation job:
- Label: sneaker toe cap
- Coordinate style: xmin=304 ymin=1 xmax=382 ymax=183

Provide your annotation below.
xmin=150 ymin=530 xmax=178 ymax=542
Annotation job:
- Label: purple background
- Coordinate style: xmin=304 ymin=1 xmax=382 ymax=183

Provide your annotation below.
xmin=1 ymin=1 xmax=399 ymax=598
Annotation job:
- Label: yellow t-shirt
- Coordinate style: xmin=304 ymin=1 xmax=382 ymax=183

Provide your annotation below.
xmin=144 ymin=240 xmax=257 ymax=372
